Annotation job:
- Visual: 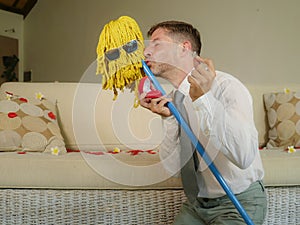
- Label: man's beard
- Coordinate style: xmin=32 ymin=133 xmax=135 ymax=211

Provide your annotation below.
xmin=150 ymin=62 xmax=174 ymax=78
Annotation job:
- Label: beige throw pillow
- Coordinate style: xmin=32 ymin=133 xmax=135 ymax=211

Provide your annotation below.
xmin=263 ymin=91 xmax=300 ymax=148
xmin=0 ymin=91 xmax=66 ymax=154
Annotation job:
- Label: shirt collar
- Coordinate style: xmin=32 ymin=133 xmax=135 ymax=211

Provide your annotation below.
xmin=177 ymin=75 xmax=190 ymax=96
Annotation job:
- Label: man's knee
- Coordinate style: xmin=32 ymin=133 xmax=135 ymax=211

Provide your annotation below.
xmin=174 ymin=201 xmax=205 ymax=225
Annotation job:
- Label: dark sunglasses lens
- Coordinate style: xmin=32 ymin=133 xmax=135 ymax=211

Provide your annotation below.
xmin=105 ymin=49 xmax=120 ymax=61
xmin=123 ymin=40 xmax=138 ymax=53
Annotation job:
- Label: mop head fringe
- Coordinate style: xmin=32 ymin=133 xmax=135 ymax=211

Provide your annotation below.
xmin=96 ymin=16 xmax=145 ymax=106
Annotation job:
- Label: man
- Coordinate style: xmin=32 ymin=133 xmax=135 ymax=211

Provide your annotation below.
xmin=140 ymin=21 xmax=267 ymax=225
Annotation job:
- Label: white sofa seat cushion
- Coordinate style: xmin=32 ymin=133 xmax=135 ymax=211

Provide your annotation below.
xmin=0 ymin=149 xmax=298 ymax=189
xmin=260 ymin=149 xmax=300 ymax=186
xmin=0 ymin=151 xmax=182 ymax=189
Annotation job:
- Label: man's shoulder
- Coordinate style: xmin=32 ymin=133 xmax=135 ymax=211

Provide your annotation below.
xmin=216 ymin=70 xmax=238 ymax=82
xmin=214 ymin=70 xmax=252 ymax=99
xmin=215 ymin=70 xmax=246 ymax=87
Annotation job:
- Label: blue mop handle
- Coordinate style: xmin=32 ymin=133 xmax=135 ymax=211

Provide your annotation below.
xmin=142 ymin=60 xmax=254 ymax=225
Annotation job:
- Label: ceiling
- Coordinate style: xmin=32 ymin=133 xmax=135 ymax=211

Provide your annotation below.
xmin=0 ymin=0 xmax=37 ymax=18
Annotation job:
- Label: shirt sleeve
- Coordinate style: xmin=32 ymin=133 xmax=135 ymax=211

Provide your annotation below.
xmin=192 ymin=79 xmax=259 ymax=169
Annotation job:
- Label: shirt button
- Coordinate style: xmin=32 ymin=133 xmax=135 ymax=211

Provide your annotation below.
xmin=204 ymin=129 xmax=210 ymax=136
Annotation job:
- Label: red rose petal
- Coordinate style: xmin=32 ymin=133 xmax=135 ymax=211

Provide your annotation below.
xmin=146 ymin=150 xmax=156 ymax=154
xmin=48 ymin=111 xmax=56 ymax=120
xmin=127 ymin=150 xmax=143 ymax=155
xmin=86 ymin=151 xmax=104 ymax=155
xmin=66 ymin=149 xmax=80 ymax=153
xmin=19 ymin=97 xmax=28 ymax=102
xmin=8 ymin=112 xmax=17 ymax=118
xmin=5 ymin=91 xmax=13 ymax=96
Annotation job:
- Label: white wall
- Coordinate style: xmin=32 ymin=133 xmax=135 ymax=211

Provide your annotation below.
xmin=0 ymin=9 xmax=23 ymax=81
xmin=23 ymin=0 xmax=300 ymax=85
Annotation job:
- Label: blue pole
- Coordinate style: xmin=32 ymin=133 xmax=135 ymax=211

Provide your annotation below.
xmin=142 ymin=60 xmax=254 ymax=225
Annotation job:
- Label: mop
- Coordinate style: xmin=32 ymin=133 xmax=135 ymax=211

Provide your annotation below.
xmin=96 ymin=16 xmax=254 ymax=225
xmin=96 ymin=16 xmax=145 ymax=107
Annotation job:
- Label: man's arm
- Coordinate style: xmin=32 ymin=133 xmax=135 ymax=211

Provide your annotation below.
xmin=192 ymin=77 xmax=258 ymax=169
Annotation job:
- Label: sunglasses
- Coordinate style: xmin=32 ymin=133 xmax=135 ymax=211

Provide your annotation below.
xmin=105 ymin=40 xmax=138 ymax=61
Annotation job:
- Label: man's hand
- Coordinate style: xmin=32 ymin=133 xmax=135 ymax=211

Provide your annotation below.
xmin=188 ymin=57 xmax=216 ymax=101
xmin=139 ymin=95 xmax=172 ymax=117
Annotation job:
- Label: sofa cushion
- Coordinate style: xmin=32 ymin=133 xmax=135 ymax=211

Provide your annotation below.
xmin=0 ymin=151 xmax=182 ymax=189
xmin=0 ymin=91 xmax=66 ymax=154
xmin=0 ymin=82 xmax=168 ymax=151
xmin=260 ymin=148 xmax=300 ymax=186
xmin=0 ymin=149 xmax=298 ymax=189
xmin=264 ymin=91 xmax=300 ymax=148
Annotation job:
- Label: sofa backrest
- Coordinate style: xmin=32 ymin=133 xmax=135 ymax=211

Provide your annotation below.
xmin=0 ymin=81 xmax=170 ymax=151
xmin=1 ymin=81 xmax=299 ymax=149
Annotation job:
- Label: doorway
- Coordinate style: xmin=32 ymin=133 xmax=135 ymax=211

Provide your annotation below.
xmin=0 ymin=35 xmax=18 ymax=85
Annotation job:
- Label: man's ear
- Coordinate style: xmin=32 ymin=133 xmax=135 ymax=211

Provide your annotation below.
xmin=180 ymin=41 xmax=193 ymax=56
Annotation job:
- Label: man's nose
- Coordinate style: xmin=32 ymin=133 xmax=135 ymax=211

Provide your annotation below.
xmin=144 ymin=46 xmax=152 ymax=58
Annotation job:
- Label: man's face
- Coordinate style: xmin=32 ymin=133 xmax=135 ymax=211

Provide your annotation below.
xmin=144 ymin=28 xmax=181 ymax=78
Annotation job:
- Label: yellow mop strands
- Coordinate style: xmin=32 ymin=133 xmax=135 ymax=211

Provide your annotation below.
xmin=96 ymin=16 xmax=145 ymax=106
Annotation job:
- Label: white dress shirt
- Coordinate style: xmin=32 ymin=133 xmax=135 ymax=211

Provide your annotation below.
xmin=159 ymin=70 xmax=264 ymax=198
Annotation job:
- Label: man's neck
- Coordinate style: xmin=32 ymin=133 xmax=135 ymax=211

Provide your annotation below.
xmin=162 ymin=56 xmax=194 ymax=88
xmin=164 ymin=70 xmax=186 ymax=88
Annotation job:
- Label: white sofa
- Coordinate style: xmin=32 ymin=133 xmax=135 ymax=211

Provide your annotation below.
xmin=0 ymin=81 xmax=299 ymax=224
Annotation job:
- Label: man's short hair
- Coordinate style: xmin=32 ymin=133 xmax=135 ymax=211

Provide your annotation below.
xmin=147 ymin=21 xmax=202 ymax=55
